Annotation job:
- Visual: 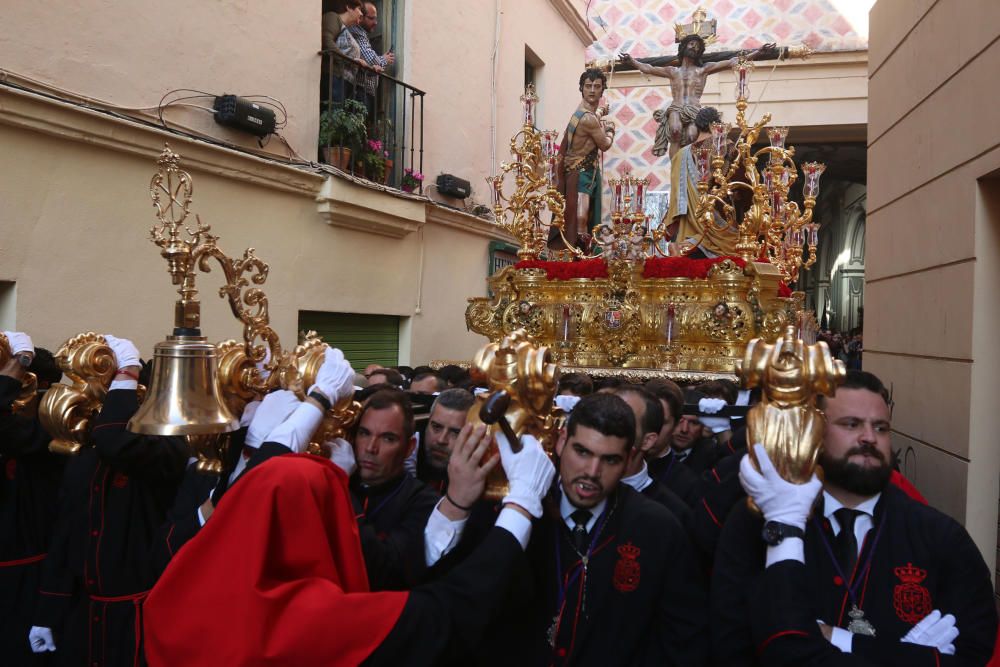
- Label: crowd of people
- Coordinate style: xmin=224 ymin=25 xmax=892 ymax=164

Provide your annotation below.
xmin=1 ymin=330 xmax=997 ymax=666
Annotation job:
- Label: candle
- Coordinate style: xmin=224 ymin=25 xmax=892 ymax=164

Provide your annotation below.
xmin=562 ymin=305 xmax=571 ymax=341
xmin=666 ymin=304 xmax=675 ymax=345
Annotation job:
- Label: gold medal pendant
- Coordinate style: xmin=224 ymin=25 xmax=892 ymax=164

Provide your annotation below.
xmin=846 ymin=605 xmax=876 ymax=636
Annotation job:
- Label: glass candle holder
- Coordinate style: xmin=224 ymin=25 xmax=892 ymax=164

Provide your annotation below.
xmin=802 ymin=162 xmax=826 ymax=199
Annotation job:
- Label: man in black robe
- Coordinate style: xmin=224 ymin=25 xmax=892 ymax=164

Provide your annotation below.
xmin=348 ymin=388 xmax=440 ymax=590
xmin=612 ymin=385 xmax=695 ymax=539
xmin=31 ymin=335 xmax=188 ymax=666
xmin=436 ymin=393 xmax=708 ymax=666
xmin=415 ymin=387 xmax=475 ymax=493
xmin=1 ymin=336 xmax=64 ymax=664
xmin=644 ymin=378 xmax=702 ymax=507
xmin=712 ymin=370 xmax=999 ymax=665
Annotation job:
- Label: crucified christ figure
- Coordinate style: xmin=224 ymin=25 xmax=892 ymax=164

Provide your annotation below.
xmin=623 ymin=35 xmax=775 ymax=158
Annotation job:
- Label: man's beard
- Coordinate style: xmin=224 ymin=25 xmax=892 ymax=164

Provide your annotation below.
xmin=820 ymin=444 xmax=892 ymax=497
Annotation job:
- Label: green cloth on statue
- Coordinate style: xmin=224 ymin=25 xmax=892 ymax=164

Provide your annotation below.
xmin=577 ymin=164 xmax=602 ymax=232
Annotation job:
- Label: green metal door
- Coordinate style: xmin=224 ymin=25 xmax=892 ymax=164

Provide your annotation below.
xmin=297 ymin=311 xmax=400 ymax=369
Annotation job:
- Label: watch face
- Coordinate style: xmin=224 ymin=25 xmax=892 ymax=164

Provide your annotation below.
xmin=17 ymin=354 xmax=31 ymax=368
xmin=762 ymin=523 xmax=780 ymax=545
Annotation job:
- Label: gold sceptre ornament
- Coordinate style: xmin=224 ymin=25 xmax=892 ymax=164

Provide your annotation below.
xmin=39 ymin=333 xmax=131 ymax=455
xmin=739 ymin=325 xmax=845 ymax=486
xmin=465 ymin=329 xmax=562 ymax=501
xmin=125 ymin=145 xmax=358 ymax=471
xmin=487 ymin=84 xmax=577 ymax=261
xmin=0 ymin=332 xmax=38 ymax=413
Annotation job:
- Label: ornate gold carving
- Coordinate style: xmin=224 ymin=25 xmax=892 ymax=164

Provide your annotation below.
xmin=466 ymin=258 xmax=797 ymax=373
xmin=487 ymin=85 xmax=576 ymax=260
xmin=0 ymin=332 xmax=38 ymax=413
xmin=740 ymin=325 xmax=845 ymax=483
xmin=39 ymin=333 xmax=121 ymax=455
xmin=465 ymin=330 xmax=561 ymax=501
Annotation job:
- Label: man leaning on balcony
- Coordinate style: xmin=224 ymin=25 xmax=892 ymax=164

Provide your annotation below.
xmin=351 ymin=1 xmax=395 ymax=122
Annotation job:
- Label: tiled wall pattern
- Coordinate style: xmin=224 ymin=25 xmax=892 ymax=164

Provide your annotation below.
xmin=584 ymin=0 xmax=867 ymax=62
xmin=578 ymin=0 xmax=868 ymax=215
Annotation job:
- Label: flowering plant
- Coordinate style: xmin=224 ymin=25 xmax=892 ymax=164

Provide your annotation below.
xmin=401 ymin=168 xmax=424 ymax=192
xmin=357 ymin=138 xmax=388 ymax=182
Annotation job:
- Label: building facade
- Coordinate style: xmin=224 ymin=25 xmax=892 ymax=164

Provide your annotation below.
xmin=867 ymin=0 xmax=1000 ymax=595
xmin=0 ymin=0 xmax=591 ymax=367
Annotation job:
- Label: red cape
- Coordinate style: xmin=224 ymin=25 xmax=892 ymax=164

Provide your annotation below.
xmin=144 ymin=454 xmax=407 ymax=666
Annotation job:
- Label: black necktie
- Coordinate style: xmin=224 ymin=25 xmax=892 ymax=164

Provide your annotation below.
xmin=570 ymin=509 xmax=592 ymax=553
xmin=834 ymin=508 xmax=860 ymax=580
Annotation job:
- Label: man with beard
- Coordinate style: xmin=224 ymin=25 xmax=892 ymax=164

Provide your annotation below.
xmin=485 ymin=392 xmax=708 ymax=665
xmin=416 ymin=388 xmax=474 ymax=493
xmin=623 ymin=35 xmax=775 ymax=158
xmin=711 ymin=371 xmax=998 ymax=666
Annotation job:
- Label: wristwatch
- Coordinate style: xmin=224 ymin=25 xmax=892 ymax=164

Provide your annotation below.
xmin=16 ymin=353 xmax=32 ymax=368
xmin=761 ymin=521 xmax=805 ymax=546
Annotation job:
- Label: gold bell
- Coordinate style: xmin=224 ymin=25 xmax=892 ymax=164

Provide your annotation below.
xmin=128 ymin=335 xmax=239 ymax=436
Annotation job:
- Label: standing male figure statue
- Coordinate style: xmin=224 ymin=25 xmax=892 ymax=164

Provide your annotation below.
xmin=624 ymin=34 xmax=775 ymax=158
xmin=550 ymin=68 xmax=617 ymax=253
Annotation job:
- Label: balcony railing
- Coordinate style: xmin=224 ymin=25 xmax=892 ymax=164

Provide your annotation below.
xmin=320 ymin=48 xmax=425 ymax=193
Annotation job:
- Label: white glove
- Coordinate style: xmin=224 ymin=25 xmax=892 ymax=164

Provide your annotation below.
xmin=554 ymin=395 xmax=581 ymax=413
xmin=28 ymin=626 xmax=56 ymax=652
xmin=326 ymin=437 xmax=356 ymax=475
xmin=239 ymin=400 xmax=262 ymax=429
xmin=699 ymin=398 xmax=731 ymax=433
xmin=245 ymin=391 xmax=301 ymax=448
xmin=699 ymin=397 xmax=727 ymax=414
xmin=901 ymin=609 xmax=959 ymax=655
xmin=309 ymin=347 xmax=356 ymax=405
xmin=265 ymin=401 xmax=324 ymax=454
xmin=3 ymin=331 xmax=34 ymax=357
xmin=739 ymin=443 xmax=821 ymax=530
xmin=103 ymin=335 xmax=141 ymax=369
xmin=497 ymin=433 xmax=555 ymax=519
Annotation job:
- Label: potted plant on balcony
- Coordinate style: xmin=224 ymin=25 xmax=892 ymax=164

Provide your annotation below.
xmin=374 ymin=117 xmax=394 ymax=182
xmin=319 ymin=99 xmax=367 ymax=170
xmin=356 ymin=139 xmax=389 ymax=183
xmin=401 ymin=167 xmax=424 ymax=193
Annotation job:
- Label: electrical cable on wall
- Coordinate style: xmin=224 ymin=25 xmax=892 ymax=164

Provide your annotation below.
xmin=0 ymin=68 xmax=311 ymax=166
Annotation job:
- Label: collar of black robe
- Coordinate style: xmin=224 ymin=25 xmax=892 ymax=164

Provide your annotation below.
xmin=350 ymin=473 xmax=408 ymax=520
xmin=548 ymin=486 xmax=619 ymax=653
xmin=813 ymin=492 xmax=888 ymax=626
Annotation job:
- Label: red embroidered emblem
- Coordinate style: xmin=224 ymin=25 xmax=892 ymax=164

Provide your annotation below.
xmin=893 ymin=562 xmax=932 ymax=623
xmin=112 ymin=472 xmax=129 ymax=488
xmin=5 ymin=459 xmax=15 ymax=480
xmin=613 ymin=542 xmax=640 ymax=593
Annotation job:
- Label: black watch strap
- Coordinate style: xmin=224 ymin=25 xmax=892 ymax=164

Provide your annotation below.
xmin=308 ymin=390 xmax=332 ymax=412
xmin=761 ymin=521 xmax=805 ymax=546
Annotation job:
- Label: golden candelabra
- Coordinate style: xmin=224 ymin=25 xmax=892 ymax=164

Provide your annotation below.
xmin=595 ymin=174 xmax=650 ymax=260
xmin=688 ymin=52 xmax=825 ymax=283
xmin=39 ymin=145 xmax=361 ymax=469
xmin=486 ymin=85 xmax=575 ymax=260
